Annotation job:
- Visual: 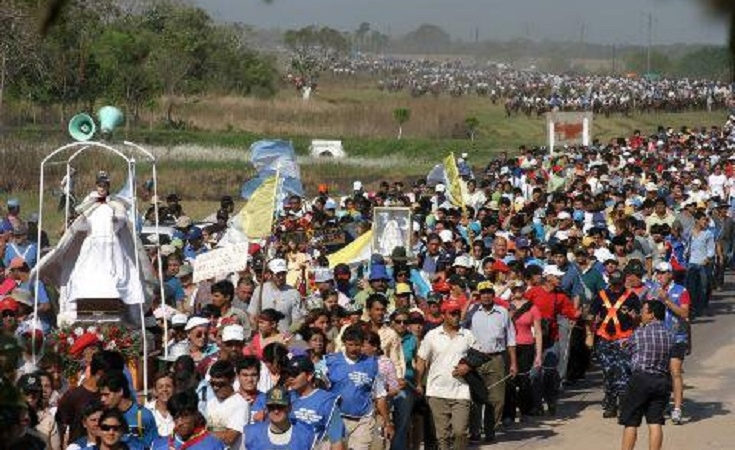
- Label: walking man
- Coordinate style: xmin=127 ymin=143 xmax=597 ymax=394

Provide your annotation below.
xmin=619 ymin=300 xmax=673 ymax=450
xmin=464 ymin=281 xmax=517 ymax=442
xmin=416 ymin=300 xmax=475 ymax=450
xmin=591 ymin=270 xmax=640 ymax=418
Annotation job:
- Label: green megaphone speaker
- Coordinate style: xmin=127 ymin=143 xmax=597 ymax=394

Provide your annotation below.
xmin=68 ymin=113 xmax=96 ymax=141
xmin=97 ymin=106 xmax=124 ymax=136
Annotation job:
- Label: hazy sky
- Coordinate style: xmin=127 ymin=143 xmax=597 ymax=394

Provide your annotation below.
xmin=195 ymin=0 xmax=728 ymax=45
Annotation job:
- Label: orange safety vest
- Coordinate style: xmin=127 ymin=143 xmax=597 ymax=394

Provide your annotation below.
xmin=596 ymin=289 xmax=634 ymax=341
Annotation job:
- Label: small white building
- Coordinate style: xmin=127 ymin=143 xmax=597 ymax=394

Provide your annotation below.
xmin=309 ymin=140 xmax=346 ymax=158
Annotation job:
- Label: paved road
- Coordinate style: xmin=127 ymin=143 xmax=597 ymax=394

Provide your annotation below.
xmin=476 ymin=282 xmax=735 ymax=450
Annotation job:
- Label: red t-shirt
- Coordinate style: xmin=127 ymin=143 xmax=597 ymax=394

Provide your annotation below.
xmin=524 ymin=286 xmax=579 ymax=341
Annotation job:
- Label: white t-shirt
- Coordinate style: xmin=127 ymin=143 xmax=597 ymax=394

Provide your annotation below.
xmin=205 ymin=393 xmax=249 ymax=450
xmin=708 ymin=173 xmax=727 ymax=198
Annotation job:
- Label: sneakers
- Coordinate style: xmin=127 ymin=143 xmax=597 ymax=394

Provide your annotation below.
xmin=671 ymin=408 xmax=683 ymax=425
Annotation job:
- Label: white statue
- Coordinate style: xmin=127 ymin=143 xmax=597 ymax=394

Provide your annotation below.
xmin=32 ymin=171 xmax=152 ymax=326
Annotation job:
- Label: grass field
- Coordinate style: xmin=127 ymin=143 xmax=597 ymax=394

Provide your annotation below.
xmin=1 ymin=79 xmax=728 ymax=236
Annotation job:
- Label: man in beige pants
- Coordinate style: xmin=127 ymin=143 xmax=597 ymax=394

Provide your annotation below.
xmin=416 ymin=300 xmax=475 ymax=450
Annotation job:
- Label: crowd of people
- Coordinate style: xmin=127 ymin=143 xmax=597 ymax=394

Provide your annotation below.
xmin=3 ymin=113 xmax=735 ymax=450
xmin=325 ymin=54 xmax=733 ymax=115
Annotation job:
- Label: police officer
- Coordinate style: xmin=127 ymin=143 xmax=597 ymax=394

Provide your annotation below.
xmin=244 ymin=386 xmax=315 ymax=450
xmin=591 ymin=270 xmax=641 ymax=418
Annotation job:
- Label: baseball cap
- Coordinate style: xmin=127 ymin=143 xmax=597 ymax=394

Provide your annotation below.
xmin=266 ymin=385 xmax=291 ymax=407
xmin=439 ymin=229 xmax=453 ymax=243
xmin=0 ymin=298 xmax=19 ymax=314
xmin=285 ymin=356 xmax=314 ymax=376
xmin=477 ymin=280 xmax=494 ymax=292
xmin=557 ymin=211 xmax=572 ymax=220
xmin=426 ymin=292 xmax=443 ymax=304
xmin=452 ymin=254 xmax=471 ymax=268
xmin=543 ymin=264 xmax=565 ymax=277
xmin=435 ymin=183 xmax=446 ymax=193
xmin=368 ymin=264 xmax=389 ymax=281
xmin=184 ymin=316 xmax=209 ymax=331
xmin=655 ymin=261 xmax=672 ymax=273
xmin=18 ymin=374 xmax=41 ymax=393
xmin=395 ymin=283 xmax=412 ymax=296
xmin=6 ymin=198 xmax=19 ymax=208
xmin=609 ymin=270 xmax=625 ymax=285
xmin=221 ymin=324 xmax=245 ymax=342
xmin=8 ymin=257 xmax=27 ymax=270
xmin=353 ymin=181 xmax=363 ymax=191
xmin=175 ymin=216 xmax=192 ymax=228
xmin=440 ymin=300 xmax=462 ymax=314
xmin=171 ymin=313 xmax=188 ymax=328
xmin=186 ymin=227 xmax=202 ymax=240
xmin=268 ymin=258 xmax=288 ymax=274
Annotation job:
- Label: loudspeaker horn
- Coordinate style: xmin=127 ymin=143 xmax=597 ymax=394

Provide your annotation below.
xmin=68 ymin=113 xmax=96 ymax=141
xmin=97 ymin=106 xmax=124 ymax=135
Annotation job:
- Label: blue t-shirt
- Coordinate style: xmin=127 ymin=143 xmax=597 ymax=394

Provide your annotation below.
xmin=325 ymin=352 xmax=378 ymax=418
xmin=151 ymin=433 xmax=224 ymax=450
xmin=122 ymin=402 xmax=160 ymax=448
xmin=164 ymin=276 xmax=186 ymax=303
xmin=250 ymin=392 xmax=267 ymax=423
xmin=290 ymin=389 xmax=344 ymax=443
xmin=244 ymin=421 xmax=315 ymax=450
xmin=3 ymin=242 xmax=38 ymax=268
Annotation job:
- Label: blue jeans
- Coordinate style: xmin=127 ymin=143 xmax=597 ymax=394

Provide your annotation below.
xmin=686 ymin=263 xmax=710 ymax=315
xmin=391 ymin=387 xmax=417 ymax=450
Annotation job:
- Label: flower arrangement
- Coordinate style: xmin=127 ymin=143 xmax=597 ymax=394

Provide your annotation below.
xmin=47 ymin=324 xmax=143 ymax=379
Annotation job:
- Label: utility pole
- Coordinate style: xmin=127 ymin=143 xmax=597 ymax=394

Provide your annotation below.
xmin=612 ymin=44 xmax=616 ymax=74
xmin=646 ymin=12 xmax=652 ymax=75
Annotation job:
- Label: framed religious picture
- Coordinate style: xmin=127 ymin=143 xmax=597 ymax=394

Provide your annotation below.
xmin=371 ymin=207 xmax=412 ymax=257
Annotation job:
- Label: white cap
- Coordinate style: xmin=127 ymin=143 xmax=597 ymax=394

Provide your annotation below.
xmin=268 ymin=258 xmax=288 ymax=273
xmin=353 ymin=181 xmax=363 ymax=191
xmin=654 ymin=261 xmax=672 ymax=272
xmin=325 ymin=199 xmax=337 ymax=209
xmin=557 ymin=211 xmax=572 ymax=220
xmin=314 ymin=267 xmax=333 ymax=283
xmin=171 ymin=313 xmax=188 ymax=327
xmin=439 ymin=229 xmax=453 ymax=243
xmin=543 ymin=264 xmax=565 ymax=277
xmin=594 ymin=247 xmax=616 ymax=263
xmin=160 ymin=244 xmax=176 ymax=256
xmin=153 ymin=304 xmax=178 ymax=320
xmin=645 ymin=182 xmax=658 ymax=192
xmin=185 ymin=316 xmax=209 ymax=331
xmin=692 ymin=179 xmax=702 ymax=186
xmin=461 ymin=152 xmax=468 ymax=159
xmin=453 ymin=254 xmax=471 ymax=268
xmin=435 ymin=183 xmax=446 ymax=193
xmin=487 ymin=200 xmax=499 ymax=211
xmin=221 ymin=324 xmax=245 ymax=342
xmin=555 ymin=230 xmax=569 ymax=241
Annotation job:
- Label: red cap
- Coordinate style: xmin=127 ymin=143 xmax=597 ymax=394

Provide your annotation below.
xmin=440 ymin=300 xmax=462 ymax=314
xmin=0 ymin=297 xmax=19 ymax=313
xmin=491 ymin=260 xmax=510 ymax=273
xmin=248 ymin=243 xmax=262 ymax=255
xmin=69 ymin=332 xmax=100 ymax=357
xmin=432 ymin=280 xmax=451 ymax=294
xmin=8 ymin=257 xmax=27 ymax=270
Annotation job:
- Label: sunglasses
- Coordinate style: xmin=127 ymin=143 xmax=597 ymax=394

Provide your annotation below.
xmin=100 ymin=424 xmax=123 ymax=432
xmin=210 ymin=380 xmax=230 ymax=388
xmin=2 ymin=311 xmax=16 ymax=318
xmin=267 ymin=404 xmax=287 ymax=411
xmin=448 ymin=310 xmax=461 ymax=316
xmin=393 ymin=319 xmax=408 ymax=324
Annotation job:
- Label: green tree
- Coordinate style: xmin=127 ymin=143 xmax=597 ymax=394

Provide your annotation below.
xmin=402 ymin=24 xmax=451 ymax=53
xmin=624 ymin=50 xmax=673 ymax=76
xmin=464 ymin=116 xmax=479 ymax=141
xmin=675 ymin=46 xmax=731 ymax=80
xmin=393 ymin=108 xmax=410 ymax=140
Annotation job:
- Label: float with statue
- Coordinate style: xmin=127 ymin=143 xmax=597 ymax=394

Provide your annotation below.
xmin=30 ymin=107 xmax=167 ymax=396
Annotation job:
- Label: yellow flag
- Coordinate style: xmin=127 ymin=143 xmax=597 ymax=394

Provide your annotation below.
xmin=443 ymin=153 xmax=465 ymax=209
xmin=328 ymin=230 xmax=373 ymax=268
xmin=236 ymin=175 xmax=278 ymax=238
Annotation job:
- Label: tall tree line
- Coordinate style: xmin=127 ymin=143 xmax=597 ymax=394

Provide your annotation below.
xmin=0 ymin=0 xmax=277 ymax=125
